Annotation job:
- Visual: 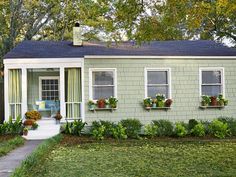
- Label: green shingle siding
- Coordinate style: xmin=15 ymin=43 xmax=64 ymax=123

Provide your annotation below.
xmin=84 ymin=58 xmax=236 ymax=125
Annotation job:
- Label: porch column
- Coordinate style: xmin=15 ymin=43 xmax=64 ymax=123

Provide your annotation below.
xmin=60 ymin=67 xmax=66 ymax=118
xmin=4 ymin=66 xmax=9 ymax=121
xmin=21 ymin=67 xmax=27 ymax=118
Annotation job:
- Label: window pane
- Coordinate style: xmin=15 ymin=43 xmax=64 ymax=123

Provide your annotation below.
xmin=93 ymin=86 xmax=114 ymax=100
xmin=202 ymin=71 xmax=221 ymax=84
xmin=202 ymin=85 xmax=221 ymax=96
xmin=147 ymin=71 xmax=167 ymax=84
xmin=93 ymin=71 xmax=114 ymax=85
xmin=147 ymin=86 xmax=168 ymax=98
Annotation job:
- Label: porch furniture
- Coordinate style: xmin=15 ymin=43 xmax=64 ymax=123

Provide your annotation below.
xmin=33 ymin=100 xmax=60 ymax=117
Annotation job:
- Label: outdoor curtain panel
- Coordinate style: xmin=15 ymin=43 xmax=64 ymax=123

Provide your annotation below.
xmin=9 ymin=69 xmax=22 ymax=119
xmin=66 ymin=68 xmax=81 ymax=118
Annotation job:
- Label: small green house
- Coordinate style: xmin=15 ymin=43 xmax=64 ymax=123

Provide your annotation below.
xmin=3 ymin=27 xmax=236 ymax=125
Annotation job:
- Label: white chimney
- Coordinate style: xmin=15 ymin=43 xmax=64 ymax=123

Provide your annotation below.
xmin=73 ymin=22 xmax=83 ymax=46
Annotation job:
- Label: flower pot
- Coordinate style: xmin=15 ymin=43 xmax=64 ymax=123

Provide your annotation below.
xmin=89 ymin=105 xmax=96 ymax=110
xmin=23 ymin=119 xmax=35 ymax=126
xmin=23 ymin=130 xmax=28 ymax=136
xmin=98 ymin=101 xmax=105 ymax=108
xmin=157 ymin=101 xmax=165 ymax=107
xmin=152 ymin=103 xmax=157 ymax=108
xmin=201 ymin=101 xmax=208 ymax=106
xmin=165 ymin=99 xmax=173 ymax=107
xmin=210 ymin=97 xmax=218 ymax=106
xmin=105 ymin=104 xmax=110 ymax=108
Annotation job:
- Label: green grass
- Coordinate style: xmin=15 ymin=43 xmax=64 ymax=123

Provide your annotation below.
xmin=0 ymin=136 xmax=25 ymax=157
xmin=12 ymin=135 xmax=236 ymax=177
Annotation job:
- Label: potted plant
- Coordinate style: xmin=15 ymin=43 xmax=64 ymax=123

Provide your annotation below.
xmin=54 ymin=112 xmax=62 ymax=124
xmin=218 ymin=94 xmax=228 ymax=106
xmin=165 ymin=99 xmax=173 ymax=107
xmin=23 ymin=127 xmax=28 ymax=136
xmin=105 ymin=99 xmax=110 ymax=108
xmin=156 ymin=94 xmax=165 ymax=107
xmin=108 ymin=97 xmax=118 ymax=108
xmin=32 ymin=122 xmax=39 ymax=130
xmin=201 ymin=95 xmax=211 ymax=106
xmin=224 ymin=99 xmax=229 ymax=106
xmin=97 ymin=98 xmax=106 ymax=108
xmin=143 ymin=97 xmax=152 ymax=109
xmin=25 ymin=110 xmax=41 ymax=120
xmin=210 ymin=96 xmax=218 ymax=106
xmin=88 ymin=100 xmax=96 ymax=110
xmin=152 ymin=99 xmax=157 ymax=108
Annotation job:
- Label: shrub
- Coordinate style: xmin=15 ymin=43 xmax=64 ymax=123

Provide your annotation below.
xmin=64 ymin=120 xmax=87 ymax=136
xmin=188 ymin=119 xmax=198 ymax=130
xmin=91 ymin=120 xmax=114 ymax=138
xmin=120 ymin=119 xmax=142 ymax=139
xmin=175 ymin=122 xmax=188 ymax=137
xmin=218 ymin=117 xmax=236 ymax=136
xmin=25 ymin=111 xmax=41 ymax=120
xmin=0 ymin=116 xmax=23 ymax=135
xmin=144 ymin=124 xmax=158 ymax=138
xmin=152 ymin=120 xmax=174 ymax=136
xmin=191 ymin=123 xmax=205 ymax=137
xmin=111 ymin=123 xmax=127 ymax=139
xmin=92 ymin=125 xmax=105 ymax=140
xmin=209 ymin=120 xmax=230 ymax=139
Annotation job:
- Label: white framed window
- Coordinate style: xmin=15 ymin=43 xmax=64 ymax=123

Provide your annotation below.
xmin=199 ymin=67 xmax=225 ymax=96
xmin=145 ymin=68 xmax=171 ymax=98
xmin=89 ymin=68 xmax=117 ymax=100
xmin=39 ymin=76 xmax=60 ymax=100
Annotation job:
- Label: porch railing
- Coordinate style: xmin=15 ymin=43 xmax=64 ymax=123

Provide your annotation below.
xmin=65 ymin=102 xmax=82 ymax=120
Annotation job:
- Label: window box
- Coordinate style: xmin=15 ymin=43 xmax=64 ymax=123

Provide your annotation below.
xmin=200 ymin=94 xmax=228 ymax=110
xmin=199 ymin=105 xmax=226 ymax=109
xmin=88 ymin=97 xmax=118 ymax=112
xmin=143 ymin=96 xmax=173 ymax=111
xmin=145 ymin=106 xmax=171 ymax=111
xmin=89 ymin=107 xmax=117 ymax=112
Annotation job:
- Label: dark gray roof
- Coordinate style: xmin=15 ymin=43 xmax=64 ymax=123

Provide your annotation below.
xmin=3 ymin=40 xmax=236 ymax=59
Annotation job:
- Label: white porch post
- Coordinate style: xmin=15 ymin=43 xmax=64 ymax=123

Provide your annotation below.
xmin=60 ymin=67 xmax=66 ymax=118
xmin=21 ymin=67 xmax=27 ymax=118
xmin=81 ymin=60 xmax=85 ymax=122
xmin=4 ymin=66 xmax=9 ymax=121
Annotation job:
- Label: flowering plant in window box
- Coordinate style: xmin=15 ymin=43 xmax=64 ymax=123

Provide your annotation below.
xmin=105 ymin=99 xmax=110 ymax=108
xmin=108 ymin=97 xmax=118 ymax=108
xmin=201 ymin=95 xmax=211 ymax=106
xmin=143 ymin=97 xmax=152 ymax=109
xmin=218 ymin=94 xmax=228 ymax=106
xmin=88 ymin=100 xmax=97 ymax=110
xmin=156 ymin=94 xmax=165 ymax=107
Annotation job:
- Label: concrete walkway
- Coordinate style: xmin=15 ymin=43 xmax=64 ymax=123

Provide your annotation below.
xmin=0 ymin=140 xmax=42 ymax=177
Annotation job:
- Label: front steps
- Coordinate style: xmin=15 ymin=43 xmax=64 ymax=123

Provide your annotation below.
xmin=23 ymin=118 xmax=60 ymax=140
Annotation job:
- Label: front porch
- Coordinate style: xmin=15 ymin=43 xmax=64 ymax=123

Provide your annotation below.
xmin=4 ymin=58 xmax=85 ymax=122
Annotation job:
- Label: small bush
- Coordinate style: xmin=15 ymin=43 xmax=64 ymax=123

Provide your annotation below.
xmin=188 ymin=119 xmax=198 ymax=130
xmin=120 ymin=119 xmax=142 ymax=139
xmin=99 ymin=120 xmax=114 ymax=137
xmin=0 ymin=116 xmax=23 ymax=135
xmin=111 ymin=123 xmax=127 ymax=139
xmin=175 ymin=122 xmax=187 ymax=137
xmin=218 ymin=117 xmax=236 ymax=136
xmin=152 ymin=120 xmax=174 ymax=136
xmin=92 ymin=125 xmax=106 ymax=140
xmin=209 ymin=120 xmax=230 ymax=139
xmin=64 ymin=120 xmax=87 ymax=136
xmin=191 ymin=123 xmax=205 ymax=137
xmin=144 ymin=124 xmax=158 ymax=138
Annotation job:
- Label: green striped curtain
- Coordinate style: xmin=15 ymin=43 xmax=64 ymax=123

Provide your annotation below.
xmin=9 ymin=69 xmax=22 ymax=119
xmin=66 ymin=68 xmax=81 ymax=118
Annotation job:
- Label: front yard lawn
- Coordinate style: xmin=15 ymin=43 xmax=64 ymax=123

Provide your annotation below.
xmin=13 ymin=135 xmax=236 ymax=177
xmin=0 ymin=136 xmax=25 ymax=157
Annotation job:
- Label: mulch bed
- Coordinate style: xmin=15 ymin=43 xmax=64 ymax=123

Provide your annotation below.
xmin=0 ymin=135 xmax=16 ymax=142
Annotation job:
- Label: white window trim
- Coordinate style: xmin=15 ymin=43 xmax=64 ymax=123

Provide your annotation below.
xmin=199 ymin=67 xmax=225 ymax=97
xmin=39 ymin=76 xmax=60 ymax=100
xmin=144 ymin=68 xmax=172 ymax=99
xmin=89 ymin=68 xmax=117 ymax=100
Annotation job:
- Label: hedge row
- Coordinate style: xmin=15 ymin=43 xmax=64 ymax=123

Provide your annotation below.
xmin=61 ymin=117 xmax=236 ymax=140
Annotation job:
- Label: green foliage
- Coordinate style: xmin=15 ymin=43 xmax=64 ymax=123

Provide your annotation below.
xmin=191 ymin=123 xmax=205 ymax=137
xmin=32 ymin=122 xmax=39 ymax=130
xmin=64 ymin=120 xmax=87 ymax=136
xmin=0 ymin=136 xmax=25 ymax=157
xmin=175 ymin=123 xmax=188 ymax=137
xmin=92 ymin=125 xmax=106 ymax=140
xmin=120 ymin=119 xmax=142 ymax=139
xmin=144 ymin=124 xmax=158 ymax=138
xmin=152 ymin=120 xmax=174 ymax=136
xmin=209 ymin=120 xmax=230 ymax=139
xmin=217 ymin=117 xmax=236 ymax=136
xmin=108 ymin=97 xmax=118 ymax=108
xmin=111 ymin=123 xmax=127 ymax=140
xmin=91 ymin=120 xmax=114 ymax=137
xmin=0 ymin=116 xmax=23 ymax=135
xmin=188 ymin=119 xmax=199 ymax=130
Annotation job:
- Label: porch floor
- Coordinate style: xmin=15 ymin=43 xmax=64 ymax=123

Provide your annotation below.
xmin=23 ymin=118 xmax=60 ymax=140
